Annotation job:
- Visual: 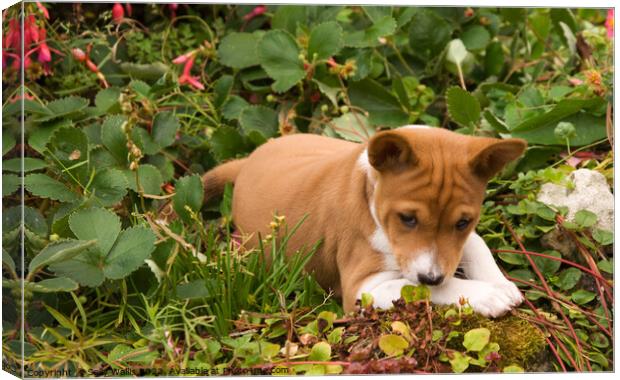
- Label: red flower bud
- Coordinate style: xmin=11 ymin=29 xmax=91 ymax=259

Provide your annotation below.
xmin=86 ymin=59 xmax=99 ymax=73
xmin=112 ymin=3 xmax=124 ymax=24
xmin=72 ymin=48 xmax=87 ymax=62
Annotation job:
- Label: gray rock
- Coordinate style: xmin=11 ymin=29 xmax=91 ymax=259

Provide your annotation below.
xmin=536 ymin=169 xmax=614 ymax=231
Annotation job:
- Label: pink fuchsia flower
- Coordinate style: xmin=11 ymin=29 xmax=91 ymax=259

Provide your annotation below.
xmin=125 ymin=3 xmax=132 ymax=17
xmin=168 ymin=4 xmax=179 ymax=18
xmin=72 ymin=48 xmax=87 ymax=62
xmin=36 ymin=2 xmax=49 ymax=19
xmin=112 ymin=3 xmax=124 ymax=24
xmin=25 ymin=15 xmax=40 ymax=45
xmin=172 ymin=50 xmax=195 ymax=65
xmin=5 ymin=18 xmax=21 ymax=50
xmin=243 ymin=5 xmax=266 ymax=21
xmin=606 ymin=9 xmax=614 ymax=38
xmin=178 ymin=56 xmax=204 ymax=90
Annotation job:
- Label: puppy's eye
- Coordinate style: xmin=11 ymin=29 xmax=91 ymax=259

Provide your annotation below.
xmin=455 ymin=218 xmax=471 ymax=231
xmin=398 ymin=213 xmax=418 ymax=228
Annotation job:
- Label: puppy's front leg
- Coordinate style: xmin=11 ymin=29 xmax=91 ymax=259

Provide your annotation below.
xmin=459 ymin=232 xmax=523 ymax=307
xmin=430 ymin=277 xmax=518 ymax=317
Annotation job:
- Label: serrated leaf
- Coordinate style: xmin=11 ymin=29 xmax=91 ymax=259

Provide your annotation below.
xmin=2 ymin=174 xmax=20 ymax=196
xmin=239 ymin=105 xmax=278 ymax=145
xmin=95 ymin=87 xmax=121 ymax=113
xmin=69 ymin=207 xmax=121 ymax=256
xmin=308 ymin=22 xmax=344 ymax=61
xmin=329 ymin=112 xmax=375 ymax=142
xmin=308 ymin=341 xmax=331 ymax=361
xmin=90 ymin=168 xmax=128 ymax=206
xmin=30 ymin=277 xmax=79 ymax=293
xmin=103 ymin=226 xmax=156 ymax=280
xmin=222 ymin=96 xmax=249 ymax=121
xmin=24 ymin=174 xmax=79 ymax=202
xmin=210 ymin=126 xmax=249 ymax=161
xmin=28 ymin=119 xmax=71 ymax=155
xmin=152 ymin=111 xmax=180 ymax=148
xmin=348 ymin=78 xmax=408 ymax=127
xmin=313 ymin=79 xmax=339 ymax=107
xmin=49 ymin=255 xmax=104 ymax=287
xmin=101 ymin=115 xmax=129 ymax=165
xmin=173 ymin=175 xmax=204 ymax=223
xmin=218 ymin=32 xmax=260 ymax=69
xmin=28 ymin=239 xmax=96 ymax=273
xmin=378 ymin=334 xmax=409 ymax=356
xmin=124 ymin=164 xmax=163 ymax=195
xmin=3 ymin=157 xmax=48 ymax=173
xmin=3 ymin=130 xmax=15 ymax=156
xmin=129 ymin=80 xmax=151 ymax=99
xmin=34 ymin=96 xmax=89 ymax=122
xmin=257 ymin=30 xmax=305 ymax=93
xmin=132 ymin=127 xmax=160 ymax=155
xmin=463 ymin=328 xmax=490 ymax=352
xmin=446 ymin=86 xmax=481 ymax=128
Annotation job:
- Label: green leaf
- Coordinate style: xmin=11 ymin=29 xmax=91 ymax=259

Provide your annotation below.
xmin=554 ymin=267 xmax=581 ymax=290
xmin=28 ymin=119 xmax=70 ymax=155
xmin=329 ymin=112 xmax=375 ymax=142
xmin=461 ymin=25 xmax=490 ymax=51
xmin=132 ymin=127 xmax=160 ymax=156
xmin=450 ymin=352 xmax=471 ymax=373
xmin=328 ymin=327 xmax=344 ymax=345
xmin=24 ymin=174 xmax=79 ymax=202
xmin=409 ymin=9 xmax=452 ymax=58
xmin=571 ymin=289 xmax=596 ymax=305
xmin=108 ymin=344 xmax=158 ymax=363
xmin=3 ymin=130 xmax=15 ymax=156
xmin=463 ymin=328 xmax=490 ymax=352
xmin=597 ymin=259 xmax=613 ymax=274
xmin=485 ymin=41 xmax=505 ymax=77
xmin=2 ymin=174 xmax=20 ymax=196
xmin=173 ymin=175 xmax=204 ymax=223
xmin=313 ymin=79 xmax=340 ymax=107
xmin=3 ymin=157 xmax=48 ymax=173
xmin=35 ymin=96 xmax=89 ymax=122
xmin=49 ymin=255 xmax=104 ymax=287
xmin=90 ymin=168 xmax=128 ymax=206
xmin=152 ymin=111 xmax=180 ymax=149
xmin=379 ymin=334 xmax=409 ymax=356
xmin=271 ymin=5 xmax=307 ymax=34
xmin=360 ymin=292 xmax=374 ymax=308
xmin=213 ymin=75 xmax=234 ymax=108
xmin=511 ymin=98 xmax=604 ymax=133
xmin=513 ymin=113 xmax=606 ymax=147
xmin=308 ymin=341 xmax=331 ymax=361
xmin=176 ymin=280 xmax=210 ymax=299
xmin=47 ymin=126 xmax=90 ymax=182
xmin=30 ymin=277 xmax=79 ymax=293
xmin=2 ymin=249 xmax=16 ymax=275
xmin=103 ymin=226 xmax=156 ymax=280
xmin=532 ymin=250 xmax=561 ymax=276
xmin=574 ymin=209 xmax=597 ymax=228
xmin=124 ymin=164 xmax=163 ymax=195
xmin=218 ymin=32 xmax=260 ymax=69
xmin=69 ymin=207 xmax=121 ymax=256
xmin=239 ymin=105 xmax=279 ymax=145
xmin=222 ymin=96 xmax=249 ymax=121
xmin=344 ymin=16 xmax=397 ymax=48
xmin=446 ymin=86 xmax=481 ymax=128
xmin=590 ymin=332 xmax=609 ymax=348
xmin=348 ymin=78 xmax=408 ymax=127
xmin=101 ymin=115 xmax=129 ymax=165
xmin=503 ymin=364 xmax=524 ymax=373
xmin=95 ymin=87 xmax=121 ymax=114
xmin=592 ymin=228 xmax=613 ymax=246
xmin=28 ymin=239 xmax=96 ymax=273
xmin=119 ymin=62 xmax=169 ymax=81
xmin=210 ymin=126 xmax=249 ymax=161
xmin=308 ymin=22 xmax=344 ymax=61
xmin=401 ymin=284 xmax=430 ymax=302
xmin=529 ymin=11 xmax=551 ymax=40
xmin=257 ymin=30 xmax=305 ymax=93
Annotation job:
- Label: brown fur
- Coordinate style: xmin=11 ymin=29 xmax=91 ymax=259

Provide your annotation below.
xmin=202 ymin=128 xmax=526 ymax=312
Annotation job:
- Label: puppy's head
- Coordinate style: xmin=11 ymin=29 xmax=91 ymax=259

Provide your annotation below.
xmin=367 ymin=127 xmax=526 ymax=285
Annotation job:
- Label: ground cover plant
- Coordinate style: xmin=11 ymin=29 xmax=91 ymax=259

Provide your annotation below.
xmin=1 ymin=2 xmax=614 ymax=376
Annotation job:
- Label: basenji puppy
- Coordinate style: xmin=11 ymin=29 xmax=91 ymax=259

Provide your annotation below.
xmin=202 ymin=126 xmax=527 ymax=317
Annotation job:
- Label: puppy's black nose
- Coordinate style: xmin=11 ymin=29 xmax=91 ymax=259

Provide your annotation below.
xmin=418 ymin=273 xmax=444 ymax=286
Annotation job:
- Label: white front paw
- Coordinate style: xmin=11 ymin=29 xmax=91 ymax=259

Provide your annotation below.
xmin=465 ymin=282 xmax=520 ymax=317
xmin=495 ymin=280 xmax=524 ymax=307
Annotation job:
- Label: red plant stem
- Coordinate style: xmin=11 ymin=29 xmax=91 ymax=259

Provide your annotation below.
xmin=501 ymin=215 xmax=584 ymax=371
xmin=493 ymin=249 xmax=612 ymax=288
xmin=507 ymin=275 xmax=612 ymax=338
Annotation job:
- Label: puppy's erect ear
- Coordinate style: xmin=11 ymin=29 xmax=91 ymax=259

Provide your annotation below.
xmin=368 ymin=131 xmax=416 ymax=172
xmin=469 ymin=138 xmax=527 ymax=179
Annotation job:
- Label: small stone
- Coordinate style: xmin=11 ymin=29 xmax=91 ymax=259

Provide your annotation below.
xmin=537 ymin=169 xmax=613 ymax=231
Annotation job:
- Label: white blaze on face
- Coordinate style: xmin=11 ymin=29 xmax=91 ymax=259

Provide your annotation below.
xmin=406 ymin=247 xmax=442 ymax=282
